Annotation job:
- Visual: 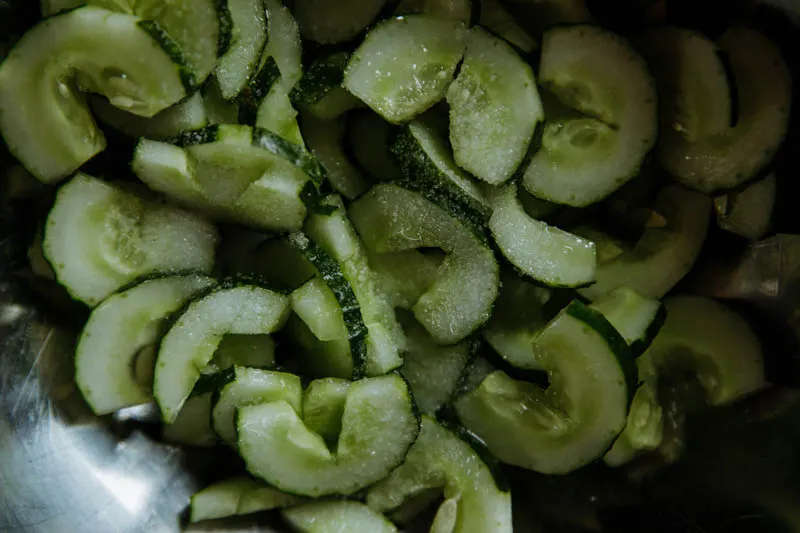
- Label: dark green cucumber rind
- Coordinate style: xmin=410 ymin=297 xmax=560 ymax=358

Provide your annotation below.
xmin=137 ymin=20 xmax=197 ymax=90
xmin=252 ymin=127 xmax=326 ymax=184
xmin=300 ymin=181 xmax=338 ymax=216
xmin=216 ymin=0 xmax=233 ymax=55
xmin=192 ymin=366 xmax=236 ymax=397
xmin=390 ymin=129 xmax=490 ymax=240
xmin=238 ymin=57 xmax=282 ymax=125
xmin=290 ymin=51 xmax=350 ymax=109
xmin=288 ymin=232 xmax=368 ymax=380
xmin=629 ymin=304 xmax=667 ymax=358
xmin=168 ymin=125 xmax=221 ymax=147
xmin=565 ymin=300 xmax=637 ymax=401
xmin=438 ymin=418 xmax=510 ymax=493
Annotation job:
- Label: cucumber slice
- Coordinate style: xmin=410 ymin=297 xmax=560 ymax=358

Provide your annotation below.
xmin=636 ymin=27 xmax=732 ymax=143
xmin=489 ymin=184 xmax=596 ymax=287
xmin=580 ymin=186 xmax=710 ymax=301
xmin=237 ymin=374 xmax=420 ymax=497
xmin=41 ymin=0 xmax=221 ymax=85
xmin=263 ymin=0 xmax=303 ymax=93
xmin=305 ymin=196 xmax=405 ymax=376
xmin=203 ymin=77 xmax=241 ymax=125
xmin=589 ymin=286 xmax=665 ymax=357
xmin=446 ymin=27 xmax=543 ymax=185
xmin=288 ymin=232 xmax=368 ymax=379
xmin=391 ymin=118 xmax=491 ymax=236
xmin=346 ymin=110 xmax=401 ymax=181
xmin=215 ymin=0 xmax=268 ymax=100
xmin=349 ymin=183 xmax=499 ymax=345
xmin=190 ymin=477 xmax=302 ymax=523
xmin=714 ymin=173 xmax=776 ymax=241
xmin=283 ymin=501 xmax=398 ymax=533
xmin=237 ymin=57 xmax=282 ymax=125
xmin=0 ymin=6 xmax=188 ymax=183
xmin=301 ymin=114 xmax=371 ymax=199
xmin=394 ymin=0 xmax=475 ymax=23
xmin=522 ymin=25 xmax=657 ymax=207
xmin=658 ymin=28 xmax=792 ymax=193
xmin=75 ymin=274 xmax=214 ymax=415
xmin=302 ymin=378 xmax=350 ymax=445
xmin=255 ymin=84 xmax=306 ymax=146
xmin=212 ymin=334 xmax=277 ymax=371
xmin=639 ymin=296 xmax=766 ymax=406
xmin=294 ymin=0 xmax=388 ymax=44
xmin=344 ymin=15 xmax=467 ymax=123
xmin=212 ymin=367 xmax=303 ymax=446
xmin=399 ymin=314 xmax=471 ymax=415
xmin=455 ymin=300 xmax=636 ymax=474
xmin=162 ymin=392 xmax=217 ymax=447
xmin=154 ymin=284 xmax=290 ymax=423
xmin=291 ymin=277 xmax=348 ymax=343
xmin=368 ymin=249 xmax=442 ymax=310
xmin=292 ymin=52 xmax=364 ymax=119
xmin=482 ymin=272 xmax=551 ymax=371
xmin=479 ymin=0 xmax=537 ymax=53
xmin=603 ymin=380 xmax=663 ymax=467
xmin=43 ymin=174 xmax=218 ymax=307
xmin=367 ymin=415 xmax=512 ymax=533
xmin=92 ymin=93 xmax=208 ymax=141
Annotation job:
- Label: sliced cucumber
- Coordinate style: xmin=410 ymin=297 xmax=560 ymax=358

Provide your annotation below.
xmin=589 ymin=286 xmax=665 ymax=357
xmin=305 ymin=196 xmax=405 ymax=376
xmin=256 ymin=84 xmax=306 ymax=146
xmin=580 ymin=186 xmax=710 ymax=301
xmin=489 ymin=184 xmax=596 ymax=287
xmin=344 ymin=15 xmax=467 ymax=123
xmin=212 ymin=367 xmax=303 ymax=446
xmin=301 ymin=114 xmax=371 ymax=199
xmin=639 ymin=296 xmax=766 ymax=406
xmin=391 ymin=118 xmax=491 ymax=235
xmin=263 ymin=0 xmax=303 ymax=92
xmin=346 ymin=110 xmax=401 ymax=181
xmin=658 ymin=28 xmax=792 ymax=193
xmin=190 ymin=477 xmax=302 ymax=523
xmin=399 ymin=314 xmax=471 ymax=415
xmin=0 ymin=6 xmax=188 ymax=182
xmin=636 ymin=27 xmax=732 ymax=144
xmin=162 ymin=392 xmax=217 ymax=447
xmin=283 ymin=501 xmax=398 ymax=533
xmin=75 ymin=275 xmax=214 ymax=415
xmin=212 ymin=334 xmax=277 ymax=371
xmin=237 ymin=374 xmax=420 ymax=497
xmin=92 ymin=93 xmax=208 ymax=141
xmin=291 ymin=277 xmax=348 ymax=343
xmin=215 ymin=0 xmax=268 ymax=100
xmin=349 ymin=183 xmax=499 ymax=344
xmin=367 ymin=415 xmax=512 ymax=533
xmin=394 ymin=0 xmax=475 ymax=23
xmin=41 ymin=0 xmax=221 ymax=85
xmin=302 ymin=378 xmax=351 ymax=445
xmin=292 ymin=52 xmax=364 ymax=119
xmin=368 ymin=249 xmax=442 ymax=310
xmin=523 ymin=25 xmax=657 ymax=207
xmin=447 ymin=27 xmax=542 ymax=185
xmin=43 ymin=174 xmax=218 ymax=307
xmin=455 ymin=300 xmax=636 ymax=474
xmin=237 ymin=57 xmax=282 ymax=125
xmin=203 ymin=78 xmax=241 ymax=125
xmin=154 ymin=284 xmax=290 ymax=423
xmin=482 ymin=272 xmax=551 ymax=371
xmin=479 ymin=0 xmax=537 ymax=53
xmin=294 ymin=0 xmax=388 ymax=44
xmin=714 ymin=173 xmax=776 ymax=241
xmin=603 ymin=380 xmax=663 ymax=467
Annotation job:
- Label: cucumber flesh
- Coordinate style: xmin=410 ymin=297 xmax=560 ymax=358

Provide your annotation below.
xmin=294 ymin=0 xmax=389 ymax=44
xmin=456 ymin=301 xmax=636 ymax=474
xmin=75 ymin=275 xmax=214 ymax=415
xmin=447 ymin=27 xmax=543 ymax=184
xmin=237 ymin=374 xmax=420 ymax=497
xmin=302 ymin=378 xmax=351 ymax=445
xmin=212 ymin=334 xmax=277 ymax=372
xmin=368 ymin=249 xmax=442 ymax=310
xmin=589 ymin=286 xmax=665 ymax=357
xmin=344 ymin=15 xmax=467 ymax=123
xmin=283 ymin=500 xmax=398 ymax=533
xmin=0 ymin=6 xmax=188 ymax=182
xmin=154 ymin=284 xmax=290 ymax=423
xmin=714 ymin=173 xmax=776 ymax=241
xmin=367 ymin=415 xmax=512 ymax=533
xmin=215 ymin=0 xmax=268 ymax=100
xmin=43 ymin=174 xmax=218 ymax=307
xmin=162 ymin=392 xmax=217 ymax=447
xmin=190 ymin=477 xmax=302 ymax=523
xmin=603 ymin=380 xmax=663 ymax=467
xmin=92 ymin=93 xmax=208 ymax=141
xmin=394 ymin=0 xmax=475 ymax=23
xmin=263 ymin=0 xmax=303 ymax=92
xmin=479 ymin=0 xmax=537 ymax=53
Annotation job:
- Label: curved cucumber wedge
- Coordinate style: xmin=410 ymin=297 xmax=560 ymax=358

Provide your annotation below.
xmin=455 ymin=300 xmax=636 ymax=474
xmin=43 ymin=174 xmax=218 ymax=307
xmin=603 ymin=380 xmax=663 ymax=467
xmin=302 ymin=378 xmax=351 ymax=445
xmin=367 ymin=415 xmax=512 ymax=533
xmin=523 ymin=25 xmax=657 ymax=207
xmin=190 ymin=476 xmax=302 ymax=523
xmin=714 ymin=173 xmax=776 ymax=241
xmin=212 ymin=367 xmax=303 ymax=446
xmin=92 ymin=93 xmax=208 ymax=141
xmin=658 ymin=28 xmax=792 ymax=193
xmin=580 ymin=186 xmax=710 ymax=301
xmin=215 ymin=0 xmax=268 ymax=100
xmin=447 ymin=27 xmax=543 ymax=184
xmin=344 ymin=15 xmax=467 ymax=123
xmin=263 ymin=0 xmax=303 ymax=92
xmin=75 ymin=274 xmax=215 ymax=415
xmin=589 ymin=286 xmax=665 ymax=357
xmin=154 ymin=284 xmax=290 ymax=423
xmin=237 ymin=374 xmax=419 ymax=497
xmin=283 ymin=500 xmax=398 ymax=533
xmin=349 ymin=183 xmax=499 ymax=345
xmin=0 ymin=6 xmax=188 ymax=182
xmin=489 ymin=184 xmax=596 ymax=288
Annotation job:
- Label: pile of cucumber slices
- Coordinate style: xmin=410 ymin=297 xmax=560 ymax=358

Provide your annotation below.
xmin=0 ymin=0 xmax=791 ymax=530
